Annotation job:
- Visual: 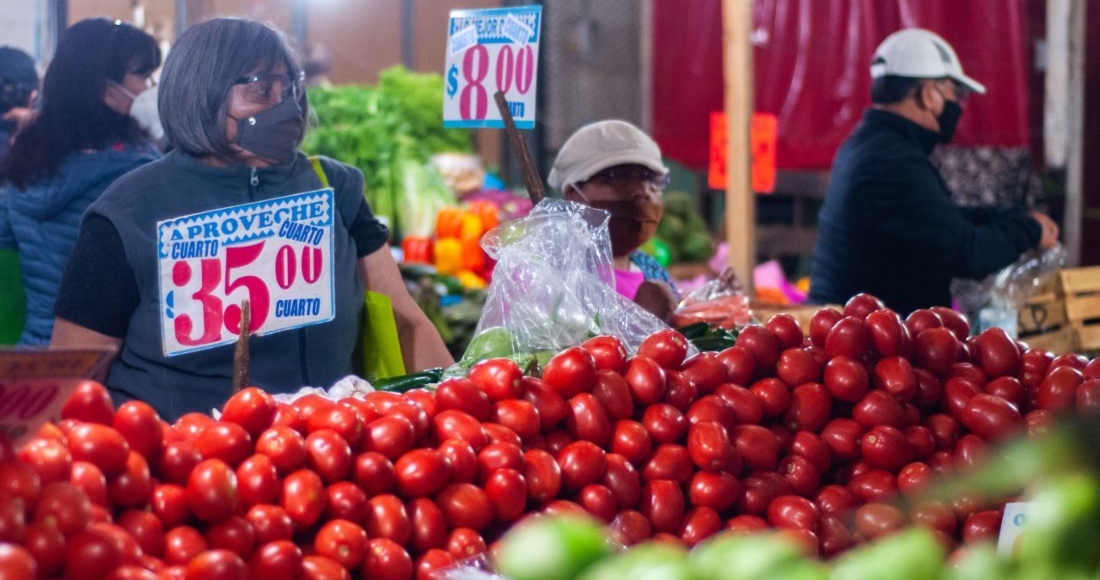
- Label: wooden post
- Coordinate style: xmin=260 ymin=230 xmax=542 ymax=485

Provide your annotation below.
xmin=494 ymin=91 xmax=547 ymax=204
xmin=722 ymin=0 xmax=755 ymax=294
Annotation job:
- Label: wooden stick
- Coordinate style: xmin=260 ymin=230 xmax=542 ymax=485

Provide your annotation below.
xmin=232 ymin=300 xmax=250 ymax=394
xmin=494 ymin=91 xmax=546 ymax=204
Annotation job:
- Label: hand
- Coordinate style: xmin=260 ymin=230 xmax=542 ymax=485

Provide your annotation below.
xmin=2 ymin=106 xmax=36 ymax=134
xmin=1029 ymin=211 xmax=1060 ymax=250
xmin=634 ymin=280 xmax=678 ymax=323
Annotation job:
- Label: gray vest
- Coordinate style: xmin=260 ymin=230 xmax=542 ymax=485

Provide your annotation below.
xmin=87 ymin=151 xmax=367 ymax=419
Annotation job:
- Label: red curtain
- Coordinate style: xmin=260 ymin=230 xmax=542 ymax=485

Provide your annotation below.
xmin=651 ymin=0 xmax=1031 ymax=171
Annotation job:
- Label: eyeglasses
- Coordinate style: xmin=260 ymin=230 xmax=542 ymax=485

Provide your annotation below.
xmin=585 ymin=165 xmax=671 ymax=189
xmin=232 ymin=71 xmax=305 ymax=106
xmin=934 ymin=79 xmax=970 ymax=103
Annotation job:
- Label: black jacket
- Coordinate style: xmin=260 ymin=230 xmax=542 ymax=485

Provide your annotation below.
xmin=808 ymin=109 xmax=1041 ymax=315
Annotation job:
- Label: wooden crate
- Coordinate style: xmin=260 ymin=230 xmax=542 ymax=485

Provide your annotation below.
xmin=1060 ymin=266 xmax=1100 ymax=353
xmin=1017 ymin=274 xmax=1067 ymax=336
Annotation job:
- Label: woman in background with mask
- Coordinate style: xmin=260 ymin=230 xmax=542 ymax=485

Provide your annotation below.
xmin=548 ymin=120 xmax=681 ymax=322
xmin=51 ymin=18 xmax=453 ymax=421
xmin=0 ymin=18 xmax=160 ymax=345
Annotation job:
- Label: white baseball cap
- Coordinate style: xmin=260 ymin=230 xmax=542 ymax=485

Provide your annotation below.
xmin=547 ymin=120 xmax=669 ymax=190
xmin=870 ymin=28 xmax=986 ymax=95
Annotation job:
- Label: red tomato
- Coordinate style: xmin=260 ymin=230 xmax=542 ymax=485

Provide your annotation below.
xmin=638 ymin=329 xmax=690 ymax=370
xmin=813 ymin=484 xmax=860 ymax=518
xmin=678 ymin=506 xmax=722 ymax=547
xmin=1077 ymin=379 xmax=1100 ymax=416
xmin=896 ymin=461 xmax=935 ymax=496
xmin=485 ymin=468 xmax=527 ymax=522
xmin=165 ymin=526 xmax=207 ymax=566
xmin=960 ymin=394 xmax=1024 ymax=440
xmin=1050 ymin=353 xmax=1089 ymax=372
xmin=468 ymin=358 xmax=524 ymax=402
xmin=715 ymin=383 xmax=764 ymax=425
xmin=767 ymin=313 xmax=805 ymax=351
xmin=680 ymin=352 xmax=729 ymax=395
xmin=1020 ymin=348 xmax=1054 ymax=391
xmin=749 ymin=378 xmax=791 ymax=418
xmin=520 ymin=377 xmax=569 ymax=432
xmin=70 ymin=460 xmax=108 ymax=508
xmin=905 ymin=309 xmax=943 ymax=337
xmin=922 ymin=413 xmax=961 ymax=450
xmin=962 ymin=510 xmax=1002 ymax=544
xmin=557 ymin=440 xmax=607 ymax=491
xmin=809 ymin=308 xmax=843 ymax=348
xmin=307 ymin=405 xmax=364 ymax=446
xmin=609 ymin=510 xmax=653 ymax=546
xmin=847 ymin=469 xmax=897 ymax=502
xmin=0 ymin=460 xmax=40 ymax=505
xmin=639 ymin=479 xmax=685 ymax=534
xmin=67 ymin=423 xmax=129 ymax=477
xmin=779 ymin=454 xmax=821 ymax=497
xmin=610 ymin=420 xmax=652 ymax=466
xmin=954 ymin=434 xmax=989 ymax=472
xmin=364 ymin=538 xmax=413 ymax=580
xmin=663 ymin=371 xmax=700 ymax=412
xmin=841 ymin=293 xmax=885 ymax=320
xmin=971 ymin=327 xmax=1021 ymax=378
xmin=300 ymin=555 xmax=351 ymax=580
xmin=824 ymin=317 xmax=870 ymax=360
xmin=65 ymin=525 xmax=127 ymax=580
xmin=491 ymin=399 xmax=541 ymax=440
xmin=905 ymin=425 xmax=937 ymax=460
xmin=281 ymin=469 xmax=326 ymax=529
xmin=476 ymin=442 xmax=524 ymax=483
xmin=253 ymin=425 xmax=307 ymax=474
xmin=582 ymin=335 xmax=629 ymax=372
xmin=394 ymin=448 xmax=452 ymax=498
xmin=823 ymin=356 xmax=870 ymax=403
xmin=18 ymin=436 xmax=71 ymax=485
xmin=736 ymin=474 xmax=789 ymax=516
xmin=194 ymin=421 xmax=252 ymax=466
xmin=685 ymin=394 xmax=735 ymax=427
xmin=784 ymin=382 xmax=832 ymax=432
xmin=767 ymin=495 xmax=820 ymax=530
xmin=565 ymin=393 xmax=612 ymax=446
xmin=687 ymin=420 xmax=739 ymax=473
xmin=234 ymin=454 xmax=280 ymax=509
xmin=913 ymin=368 xmax=944 ymax=409
xmin=543 ymin=346 xmax=598 ymax=398
xmin=314 ymin=519 xmax=368 ymax=570
xmin=623 ymin=355 xmax=668 ymax=405
xmin=107 ymin=450 xmax=152 ymax=509
xmin=32 ymin=481 xmax=89 ymax=537
xmin=854 ymin=502 xmax=907 ymax=539
xmin=352 ymin=451 xmax=396 ymax=495
xmin=788 ymin=430 xmax=832 ymax=474
xmin=151 ymin=484 xmax=190 ymax=529
xmin=641 ymin=403 xmax=687 ymax=445
xmin=325 ymin=481 xmax=369 ymax=524
xmin=914 ymin=327 xmax=958 ymax=377
xmin=243 ymin=505 xmax=291 ymax=547
xmin=926 ymin=306 xmax=968 ymax=340
xmin=983 ymin=376 xmax=1026 ymax=410
xmin=272 ymin=403 xmax=305 ymax=433
xmin=436 ymin=483 xmax=493 ymax=531
xmin=431 ymin=410 xmax=488 ymax=450
xmin=186 ymin=458 xmax=238 ymax=524
xmin=591 ymin=370 xmax=635 ymax=421
xmin=1037 ymin=366 xmax=1084 ymax=412
xmin=852 ymin=389 xmax=908 ymax=429
xmin=688 ymin=470 xmax=741 ymax=511
xmin=366 ymin=494 xmax=412 ymax=545
xmin=112 ymin=401 xmax=163 ymax=462
xmin=407 ymin=498 xmax=448 ymax=554
xmin=184 ymin=549 xmax=248 ymax=580
xmin=204 ymin=515 xmax=255 ymax=559
xmin=860 ymin=425 xmax=913 ymax=471
xmin=716 ymin=346 xmax=756 ymax=386
xmin=248 ymin=540 xmax=303 ymax=579
xmin=731 ymin=424 xmax=779 ymax=472
xmin=304 ymin=429 xmax=352 ymax=484
xmin=775 ymin=348 xmax=822 ymax=388
xmin=909 ymin=500 xmax=958 ymax=536
xmin=595 ymin=453 xmax=638 ymax=508
xmin=220 ymin=387 xmax=277 ymax=437
xmin=726 ymin=514 xmax=770 ymax=532
xmin=523 ymin=448 xmax=562 ymax=504
xmin=820 ymin=418 xmax=864 ymax=461
xmin=61 ymin=380 xmax=115 ymax=425
xmin=873 ymin=356 xmax=917 ymax=403
xmin=643 ymin=444 xmax=694 ymax=484
xmin=405 ymin=389 xmax=438 ymax=421
xmin=865 ymin=308 xmax=912 ymax=357
xmin=437 ymin=439 xmax=478 ymax=484
xmin=818 ymin=515 xmax=855 ymax=558
xmin=736 ymin=325 xmax=780 ymax=374
xmin=23 ymin=521 xmax=64 ymax=577
xmin=414 ymin=549 xmax=455 ymax=580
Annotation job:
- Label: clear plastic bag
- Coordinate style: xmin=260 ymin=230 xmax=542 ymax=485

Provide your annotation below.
xmin=670 ymin=267 xmax=755 ymax=329
xmin=455 ymin=199 xmax=673 ymax=369
xmin=954 ymin=244 xmax=1067 ymax=336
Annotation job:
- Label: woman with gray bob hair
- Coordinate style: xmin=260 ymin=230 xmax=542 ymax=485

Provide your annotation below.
xmin=51 ymin=17 xmax=454 ymax=421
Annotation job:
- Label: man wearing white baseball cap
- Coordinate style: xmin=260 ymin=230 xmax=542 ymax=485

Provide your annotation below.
xmin=809 ymin=28 xmax=1059 ymax=315
xmin=548 ymin=119 xmax=681 ymax=322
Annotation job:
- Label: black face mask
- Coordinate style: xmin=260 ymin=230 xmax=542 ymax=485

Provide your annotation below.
xmin=584 ymin=198 xmax=664 ymax=258
xmin=936 ymin=100 xmax=962 ymax=144
xmin=232 ymin=96 xmax=304 ymax=164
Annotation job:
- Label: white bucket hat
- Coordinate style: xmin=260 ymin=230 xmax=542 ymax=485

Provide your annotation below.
xmin=547 ymin=120 xmax=669 ymax=191
xmin=870 ymin=28 xmax=986 ymax=94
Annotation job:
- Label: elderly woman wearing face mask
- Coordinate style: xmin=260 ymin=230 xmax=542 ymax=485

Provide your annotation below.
xmin=548 ymin=120 xmax=681 ymax=322
xmin=0 ymin=18 xmax=161 ymax=346
xmin=51 ymin=18 xmax=453 ymax=421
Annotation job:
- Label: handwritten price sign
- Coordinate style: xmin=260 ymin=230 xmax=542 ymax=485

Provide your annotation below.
xmin=443 ymin=6 xmax=542 ymax=129
xmin=0 ymin=349 xmax=115 ymax=446
xmin=157 ymin=190 xmax=336 ymax=356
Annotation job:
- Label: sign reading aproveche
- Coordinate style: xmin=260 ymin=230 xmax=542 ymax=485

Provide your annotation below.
xmin=443 ymin=6 xmax=543 ymax=129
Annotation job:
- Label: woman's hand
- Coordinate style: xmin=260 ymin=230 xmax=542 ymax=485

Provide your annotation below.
xmin=634 ymin=280 xmax=678 ymax=323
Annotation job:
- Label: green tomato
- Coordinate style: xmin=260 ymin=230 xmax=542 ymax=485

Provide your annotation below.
xmin=495 ymin=515 xmax=612 ymax=580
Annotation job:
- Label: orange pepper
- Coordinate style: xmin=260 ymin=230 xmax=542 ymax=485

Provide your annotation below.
xmin=466 ymin=200 xmax=500 ymax=232
xmin=461 ymin=235 xmax=485 ymax=273
xmin=434 ymin=207 xmax=465 ymax=239
xmin=401 ymin=236 xmax=432 ymax=264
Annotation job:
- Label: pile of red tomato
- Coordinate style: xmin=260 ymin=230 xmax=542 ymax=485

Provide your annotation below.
xmin=2 ymin=293 xmax=1099 ymax=580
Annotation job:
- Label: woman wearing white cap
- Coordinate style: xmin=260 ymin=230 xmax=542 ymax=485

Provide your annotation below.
xmin=548 ymin=119 xmax=681 ymax=322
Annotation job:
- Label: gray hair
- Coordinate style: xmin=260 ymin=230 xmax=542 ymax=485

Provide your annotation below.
xmin=158 ymin=18 xmax=307 ymax=159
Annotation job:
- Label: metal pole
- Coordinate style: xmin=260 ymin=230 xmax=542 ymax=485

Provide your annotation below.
xmin=175 ymin=0 xmax=187 ymax=37
xmin=401 ymin=0 xmax=414 ymax=68
xmin=293 ymin=0 xmax=308 ymax=54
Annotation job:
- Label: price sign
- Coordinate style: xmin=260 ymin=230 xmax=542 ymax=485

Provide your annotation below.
xmin=997 ymin=502 xmax=1033 ymax=556
xmin=157 ymin=190 xmax=336 ymax=356
xmin=708 ymin=111 xmax=779 ymax=193
xmin=443 ymin=6 xmax=543 ymax=129
xmin=0 ymin=348 xmax=115 ymax=446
